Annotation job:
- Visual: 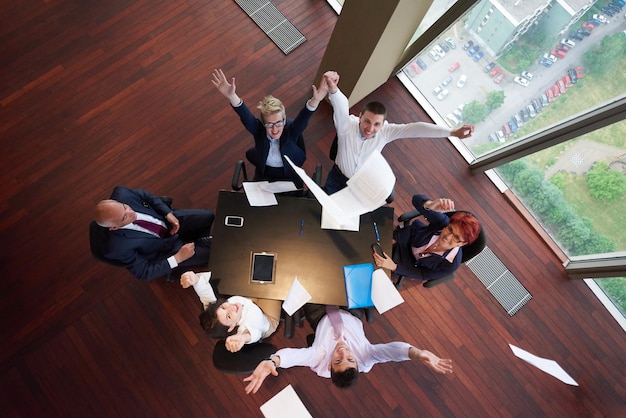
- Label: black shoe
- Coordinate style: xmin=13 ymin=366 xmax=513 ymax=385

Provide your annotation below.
xmin=195 ymin=236 xmax=212 ymax=249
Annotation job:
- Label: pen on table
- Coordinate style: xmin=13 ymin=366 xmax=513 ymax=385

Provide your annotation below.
xmin=299 ymin=219 xmax=304 ymax=237
xmin=373 ymin=222 xmax=380 ymax=243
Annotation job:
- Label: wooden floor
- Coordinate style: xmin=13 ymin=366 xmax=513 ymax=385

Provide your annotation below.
xmin=1 ymin=1 xmax=624 ymax=417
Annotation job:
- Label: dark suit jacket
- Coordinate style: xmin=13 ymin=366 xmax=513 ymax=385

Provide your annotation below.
xmin=232 ymin=100 xmax=312 ymax=184
xmin=392 ymin=194 xmax=462 ymax=281
xmin=104 ymin=186 xmax=183 ymax=281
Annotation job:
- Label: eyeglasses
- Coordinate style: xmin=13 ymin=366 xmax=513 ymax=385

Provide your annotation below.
xmin=445 ymin=225 xmax=465 ymax=243
xmin=263 ymin=119 xmax=286 ymax=129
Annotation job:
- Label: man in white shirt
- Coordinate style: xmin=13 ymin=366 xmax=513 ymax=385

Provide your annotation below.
xmin=243 ymin=304 xmax=453 ymax=393
xmin=321 ymin=71 xmax=474 ymax=194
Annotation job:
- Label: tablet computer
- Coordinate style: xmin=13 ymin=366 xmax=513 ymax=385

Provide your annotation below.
xmin=250 ymin=252 xmax=276 ymax=284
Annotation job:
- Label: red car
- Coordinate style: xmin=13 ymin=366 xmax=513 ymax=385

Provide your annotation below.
xmin=489 ymin=67 xmax=500 ymax=77
xmin=575 ymin=66 xmax=584 ymax=79
xmin=502 ymin=124 xmax=512 ymax=137
xmin=558 ymin=44 xmax=570 ymax=53
xmin=494 ymin=73 xmax=505 ymax=84
xmin=582 ymin=21 xmax=595 ymax=30
xmin=557 ymin=79 xmax=567 ymax=94
xmin=552 ymin=48 xmax=566 ymax=59
xmin=545 ymin=88 xmax=555 ymax=103
xmin=552 ymin=85 xmax=561 ymax=98
xmin=448 ymin=62 xmax=460 ymax=72
xmin=410 ymin=62 xmax=422 ymax=75
xmin=562 ymin=74 xmax=572 ymax=89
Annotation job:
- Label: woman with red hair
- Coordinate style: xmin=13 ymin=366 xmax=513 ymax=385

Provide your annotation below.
xmin=373 ymin=194 xmax=481 ymax=283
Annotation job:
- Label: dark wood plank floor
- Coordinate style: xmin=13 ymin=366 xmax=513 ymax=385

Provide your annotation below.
xmin=1 ymin=1 xmax=624 ymax=417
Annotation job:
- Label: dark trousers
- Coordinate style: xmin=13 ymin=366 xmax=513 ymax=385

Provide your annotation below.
xmin=323 ymin=164 xmax=349 ymax=194
xmin=173 ymin=209 xmax=215 ymax=268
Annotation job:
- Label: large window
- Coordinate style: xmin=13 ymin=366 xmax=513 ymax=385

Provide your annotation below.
xmin=397 ymin=0 xmax=626 ymax=319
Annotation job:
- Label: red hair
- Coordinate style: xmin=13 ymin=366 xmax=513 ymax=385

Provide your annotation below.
xmin=449 ymin=212 xmax=481 ymax=245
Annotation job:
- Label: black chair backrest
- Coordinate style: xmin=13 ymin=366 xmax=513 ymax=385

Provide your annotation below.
xmin=89 ymin=220 xmax=125 ymax=267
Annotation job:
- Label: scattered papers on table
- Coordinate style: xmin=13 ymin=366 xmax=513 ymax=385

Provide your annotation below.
xmin=260 ymin=384 xmax=312 ymax=418
xmin=371 ymin=269 xmax=404 ymax=314
xmin=509 ymin=344 xmax=579 ymax=386
xmin=282 ymin=277 xmax=312 ymax=316
xmin=285 ymin=152 xmax=395 ymax=230
xmin=242 ymin=181 xmax=297 ymax=206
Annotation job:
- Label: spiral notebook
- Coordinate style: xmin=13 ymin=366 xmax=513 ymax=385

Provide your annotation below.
xmin=343 ymin=263 xmax=374 ymax=309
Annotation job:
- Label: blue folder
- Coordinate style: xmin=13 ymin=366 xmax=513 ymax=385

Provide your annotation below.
xmin=343 ymin=263 xmax=374 ymax=309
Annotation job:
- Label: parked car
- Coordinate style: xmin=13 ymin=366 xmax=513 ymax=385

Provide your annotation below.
xmin=433 ymin=45 xmax=446 ymax=58
xmin=558 ymin=44 xmax=570 ymax=53
xmin=541 ymin=93 xmax=549 ymax=107
xmin=520 ymin=108 xmax=530 ymax=122
xmin=557 ymin=79 xmax=566 ymax=94
xmin=601 ymin=6 xmax=615 ymax=16
xmin=575 ymin=66 xmax=584 ymax=79
xmin=514 ymin=76 xmax=529 ymax=87
xmin=521 ymin=71 xmax=533 ymax=80
xmin=560 ymin=38 xmax=576 ymax=48
xmin=508 ymin=120 xmax=518 ymax=134
xmin=527 ymin=104 xmax=537 ymax=118
xmin=587 ymin=18 xmax=602 ymax=26
xmin=495 ymin=130 xmax=505 ymax=142
xmin=446 ymin=113 xmax=460 ymax=126
xmin=441 ymin=75 xmax=453 ymax=86
xmin=433 ymin=85 xmax=442 ymax=96
xmin=543 ymin=53 xmax=557 ymax=62
xmin=448 ymin=62 xmax=461 ymax=72
xmin=416 ymin=57 xmax=427 ymax=70
xmin=428 ymin=49 xmax=440 ymax=61
xmin=445 ymin=37 xmax=456 ymax=49
xmin=436 ymin=88 xmax=449 ymax=100
xmin=577 ymin=28 xmax=591 ymax=37
xmin=569 ymin=32 xmax=584 ymax=41
xmin=494 ymin=72 xmax=505 ymax=84
xmin=453 ymin=108 xmax=463 ymax=121
xmin=462 ymin=40 xmax=474 ymax=51
xmin=489 ymin=67 xmax=501 ymax=77
xmin=439 ymin=42 xmax=450 ymax=52
xmin=592 ymin=14 xmax=607 ymax=23
xmin=467 ymin=45 xmax=480 ymax=56
xmin=488 ymin=133 xmax=498 ymax=142
xmin=540 ymin=57 xmax=553 ymax=67
xmin=552 ymin=48 xmax=566 ymax=59
xmin=582 ymin=21 xmax=595 ymax=30
xmin=552 ymin=85 xmax=561 ymax=98
xmin=562 ymin=74 xmax=572 ymax=89
xmin=473 ymin=51 xmax=484 ymax=62
xmin=532 ymin=98 xmax=543 ymax=113
xmin=545 ymin=88 xmax=555 ymax=103
xmin=502 ymin=123 xmax=512 ymax=137
xmin=483 ymin=62 xmax=496 ymax=73
xmin=514 ymin=113 xmax=524 ymax=127
xmin=457 ymin=74 xmax=467 ymax=88
xmin=568 ymin=68 xmax=578 ymax=83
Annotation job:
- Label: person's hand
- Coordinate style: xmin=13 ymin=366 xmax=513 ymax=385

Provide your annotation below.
xmin=425 ymin=198 xmax=455 ymax=212
xmin=310 ymin=78 xmax=328 ymax=104
xmin=175 ymin=243 xmax=195 ymax=263
xmin=180 ymin=271 xmax=199 ymax=288
xmin=373 ymin=252 xmax=396 ymax=271
xmin=409 ymin=347 xmax=453 ymax=374
xmin=450 ymin=124 xmax=474 ymax=139
xmin=225 ymin=334 xmax=247 ymax=352
xmin=166 ymin=213 xmax=180 ymax=235
xmin=243 ymin=360 xmax=278 ymax=394
xmin=211 ymin=68 xmax=239 ymax=104
xmin=323 ymin=70 xmax=339 ymax=93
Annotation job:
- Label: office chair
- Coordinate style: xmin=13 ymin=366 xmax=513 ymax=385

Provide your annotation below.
xmin=231 ymin=134 xmax=322 ymax=194
xmin=89 ymin=196 xmax=175 ymax=281
xmin=394 ymin=210 xmax=486 ymax=288
xmin=212 ymin=339 xmax=277 ymax=374
xmin=328 ymin=134 xmax=394 ymax=203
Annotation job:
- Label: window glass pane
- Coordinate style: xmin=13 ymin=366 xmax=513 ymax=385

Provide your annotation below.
xmin=594 ymin=277 xmax=626 ymax=319
xmin=495 ymin=120 xmax=626 ymax=257
xmin=401 ymin=0 xmax=626 ymax=153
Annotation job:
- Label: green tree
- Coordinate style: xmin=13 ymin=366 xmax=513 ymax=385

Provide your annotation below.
xmin=462 ymin=100 xmax=487 ymax=124
xmin=586 ymin=161 xmax=626 ymax=201
xmin=583 ymin=34 xmax=626 ymax=77
xmin=486 ymin=91 xmax=505 ymax=110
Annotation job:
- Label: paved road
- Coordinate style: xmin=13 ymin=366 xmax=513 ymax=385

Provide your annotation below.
xmin=545 ymin=139 xmax=626 ymax=177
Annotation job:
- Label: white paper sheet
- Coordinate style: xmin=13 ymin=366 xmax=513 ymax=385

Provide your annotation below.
xmin=243 ymin=182 xmax=278 ymax=206
xmin=260 ymin=384 xmax=312 ymax=418
xmin=371 ymin=269 xmax=404 ymax=313
xmin=509 ymin=344 xmax=579 ymax=386
xmin=282 ymin=277 xmax=312 ymax=316
xmin=261 ymin=181 xmax=297 ymax=194
xmin=285 ymin=153 xmax=395 ymax=230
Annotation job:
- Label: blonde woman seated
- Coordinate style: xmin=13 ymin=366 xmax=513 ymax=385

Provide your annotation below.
xmin=372 ymin=194 xmax=481 ymax=282
xmin=180 ymin=271 xmax=282 ymax=353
